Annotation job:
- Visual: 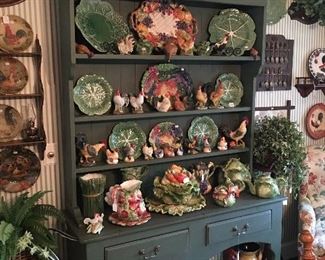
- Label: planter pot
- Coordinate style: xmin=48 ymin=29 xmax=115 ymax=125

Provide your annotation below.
xmin=288 ymin=2 xmax=319 ymax=25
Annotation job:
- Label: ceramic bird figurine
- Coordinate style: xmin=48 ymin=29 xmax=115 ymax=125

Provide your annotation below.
xmin=118 ymin=35 xmax=135 ymax=55
xmin=113 ymin=89 xmax=129 ymax=114
xmin=106 ymin=149 xmax=119 ymax=165
xmin=195 ymin=85 xmax=208 ymax=110
xmin=209 ymin=80 xmax=224 ymax=108
xmin=83 ymin=213 xmax=104 ymax=235
xmin=250 ymin=47 xmax=259 ymax=60
xmin=124 ymin=143 xmax=136 ymax=163
xmin=217 ymin=136 xmax=228 ymax=151
xmin=229 ymin=118 xmax=249 ymax=148
xmin=203 ymin=136 xmax=212 ymax=153
xmin=187 ymin=136 xmax=199 ymax=154
xmin=142 ymin=144 xmax=154 ymax=160
xmin=130 ymin=88 xmax=144 ymax=113
xmin=76 ymin=43 xmax=94 ymax=58
xmin=164 ymin=38 xmax=178 ymax=61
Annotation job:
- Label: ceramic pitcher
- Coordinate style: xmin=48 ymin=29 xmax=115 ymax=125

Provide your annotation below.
xmin=239 ymin=243 xmax=262 ymax=260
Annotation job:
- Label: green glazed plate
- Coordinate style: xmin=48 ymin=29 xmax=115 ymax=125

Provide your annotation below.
xmin=266 ymin=0 xmax=286 ymax=25
xmin=188 ymin=116 xmax=218 ymax=151
xmin=73 ymin=74 xmax=113 ymax=116
xmin=108 ymin=122 xmax=146 ymax=160
xmin=208 ymin=9 xmax=256 ymax=56
xmin=75 ymin=0 xmax=130 ymax=53
xmin=216 ymin=73 xmax=243 ymax=108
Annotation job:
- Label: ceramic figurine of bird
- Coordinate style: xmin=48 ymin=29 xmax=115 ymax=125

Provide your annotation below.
xmin=124 ymin=143 xmax=136 ymax=163
xmin=113 ymin=89 xmax=129 ymax=114
xmin=76 ymin=43 xmax=94 ymax=58
xmin=195 ymin=85 xmax=208 ymax=110
xmin=130 ymin=88 xmax=144 ymax=113
xmin=118 ymin=35 xmax=135 ymax=55
xmin=229 ymin=118 xmax=249 ymax=148
xmin=250 ymin=48 xmax=259 ymax=60
xmin=217 ymin=136 xmax=228 ymax=151
xmin=164 ymin=38 xmax=178 ymax=61
xmin=203 ymin=136 xmax=212 ymax=153
xmin=142 ymin=144 xmax=154 ymax=160
xmin=106 ymin=149 xmax=119 ymax=165
xmin=83 ymin=213 xmax=104 ymax=235
xmin=209 ymin=80 xmax=224 ymax=108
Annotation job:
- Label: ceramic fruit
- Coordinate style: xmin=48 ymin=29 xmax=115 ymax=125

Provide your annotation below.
xmin=191 ymin=161 xmax=216 ymax=194
xmin=105 ymin=180 xmax=151 ymax=226
xmin=248 ymin=172 xmax=280 ymax=199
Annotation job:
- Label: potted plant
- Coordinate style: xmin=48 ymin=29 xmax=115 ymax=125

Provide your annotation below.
xmin=0 ymin=191 xmax=64 ymax=260
xmin=288 ymin=0 xmax=325 ymax=26
xmin=253 ymin=116 xmax=307 ymax=197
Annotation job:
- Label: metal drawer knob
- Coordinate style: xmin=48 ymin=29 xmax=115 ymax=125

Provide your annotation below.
xmin=138 ymin=245 xmax=161 ymax=259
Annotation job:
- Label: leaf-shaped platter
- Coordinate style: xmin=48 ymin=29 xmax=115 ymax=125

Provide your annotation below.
xmin=0 ymin=57 xmax=28 ymax=94
xmin=0 ymin=104 xmax=23 ymax=142
xmin=75 ymin=0 xmax=130 ymax=53
xmin=108 ymin=122 xmax=146 ymax=160
xmin=149 ymin=122 xmax=183 ymax=150
xmin=0 ymin=15 xmax=33 ymax=52
xmin=188 ymin=116 xmax=218 ymax=151
xmin=73 ymin=74 xmax=113 ymax=116
xmin=208 ymin=9 xmax=256 ymax=56
xmin=130 ymin=1 xmax=197 ymax=52
xmin=266 ymin=0 xmax=286 ymax=25
xmin=0 ymin=148 xmax=41 ymax=193
xmin=216 ymin=73 xmax=243 ymax=108
xmin=141 ymin=64 xmax=193 ymax=109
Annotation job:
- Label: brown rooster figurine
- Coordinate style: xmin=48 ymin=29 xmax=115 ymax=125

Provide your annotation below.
xmin=229 ymin=118 xmax=249 ymax=148
xmin=76 ymin=43 xmax=94 ymax=58
xmin=195 ymin=85 xmax=208 ymax=110
xmin=209 ymin=80 xmax=224 ymax=108
xmin=164 ymin=38 xmax=178 ymax=61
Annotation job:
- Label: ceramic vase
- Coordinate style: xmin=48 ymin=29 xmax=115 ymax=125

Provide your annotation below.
xmin=238 ymin=242 xmax=262 ymax=260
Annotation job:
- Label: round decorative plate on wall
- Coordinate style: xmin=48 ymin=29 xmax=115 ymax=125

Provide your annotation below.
xmin=0 ymin=0 xmax=25 ymax=7
xmin=308 ymin=48 xmax=325 ymax=83
xmin=306 ymin=103 xmax=325 ymax=140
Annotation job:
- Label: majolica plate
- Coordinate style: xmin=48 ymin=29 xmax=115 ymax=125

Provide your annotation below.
xmin=0 ymin=57 xmax=28 ymax=94
xmin=0 ymin=104 xmax=23 ymax=142
xmin=149 ymin=122 xmax=183 ymax=150
xmin=188 ymin=116 xmax=218 ymax=151
xmin=75 ymin=0 xmax=130 ymax=53
xmin=141 ymin=64 xmax=193 ymax=109
xmin=130 ymin=1 xmax=197 ymax=53
xmin=0 ymin=148 xmax=41 ymax=193
xmin=216 ymin=73 xmax=243 ymax=108
xmin=0 ymin=15 xmax=33 ymax=52
xmin=306 ymin=103 xmax=325 ymax=140
xmin=108 ymin=122 xmax=146 ymax=160
xmin=208 ymin=9 xmax=256 ymax=56
xmin=73 ymin=74 xmax=113 ymax=116
xmin=308 ymin=48 xmax=325 ymax=82
xmin=266 ymin=0 xmax=286 ymax=25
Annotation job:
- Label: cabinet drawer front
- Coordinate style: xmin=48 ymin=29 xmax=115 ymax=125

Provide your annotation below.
xmin=206 ymin=211 xmax=271 ymax=245
xmin=105 ymin=229 xmax=188 ymax=260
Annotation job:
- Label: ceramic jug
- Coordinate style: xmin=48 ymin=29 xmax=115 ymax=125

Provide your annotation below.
xmin=248 ymin=172 xmax=280 ymax=198
xmin=192 ymin=161 xmax=216 ymax=194
xmin=239 ymin=243 xmax=262 ymax=260
xmin=105 ymin=180 xmax=151 ymax=226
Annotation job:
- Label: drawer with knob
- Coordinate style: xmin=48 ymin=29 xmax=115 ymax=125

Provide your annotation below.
xmin=105 ymin=229 xmax=189 ymax=260
xmin=206 ymin=210 xmax=272 ymax=245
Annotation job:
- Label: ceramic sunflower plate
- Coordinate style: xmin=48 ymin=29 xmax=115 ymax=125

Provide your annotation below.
xmin=266 ymin=0 xmax=286 ymax=25
xmin=0 ymin=57 xmax=28 ymax=94
xmin=108 ymin=122 xmax=146 ymax=160
xmin=0 ymin=147 xmax=40 ymax=193
xmin=308 ymin=48 xmax=325 ymax=82
xmin=0 ymin=104 xmax=23 ymax=142
xmin=216 ymin=73 xmax=243 ymax=108
xmin=149 ymin=122 xmax=183 ymax=150
xmin=130 ymin=1 xmax=197 ymax=53
xmin=73 ymin=74 xmax=113 ymax=116
xmin=208 ymin=9 xmax=256 ymax=56
xmin=141 ymin=64 xmax=193 ymax=109
xmin=188 ymin=116 xmax=218 ymax=151
xmin=0 ymin=15 xmax=33 ymax=52
xmin=75 ymin=0 xmax=130 ymax=53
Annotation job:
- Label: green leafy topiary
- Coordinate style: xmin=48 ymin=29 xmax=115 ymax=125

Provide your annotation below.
xmin=253 ymin=116 xmax=307 ymax=197
xmin=0 ymin=191 xmax=64 ymax=260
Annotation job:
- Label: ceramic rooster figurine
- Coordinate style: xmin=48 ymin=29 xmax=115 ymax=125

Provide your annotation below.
xmin=83 ymin=213 xmax=104 ymax=235
xmin=124 ymin=143 xmax=136 ymax=163
xmin=229 ymin=118 xmax=249 ymax=148
xmin=113 ymin=89 xmax=129 ymax=114
xmin=106 ymin=149 xmax=119 ymax=165
xmin=164 ymin=38 xmax=178 ymax=61
xmin=195 ymin=85 xmax=208 ymax=110
xmin=209 ymin=80 xmax=224 ymax=108
xmin=76 ymin=43 xmax=94 ymax=58
xmin=130 ymin=88 xmax=144 ymax=113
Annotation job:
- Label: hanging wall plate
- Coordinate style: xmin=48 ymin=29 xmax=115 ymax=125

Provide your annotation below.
xmin=306 ymin=103 xmax=325 ymax=139
xmin=308 ymin=48 xmax=325 ymax=83
xmin=0 ymin=0 xmax=25 ymax=7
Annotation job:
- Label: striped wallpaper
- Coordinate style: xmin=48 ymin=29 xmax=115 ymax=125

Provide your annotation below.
xmin=0 ymin=0 xmax=324 ymax=214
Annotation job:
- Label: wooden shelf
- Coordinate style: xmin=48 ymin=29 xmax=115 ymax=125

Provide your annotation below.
xmin=75 ymin=54 xmax=260 ymax=64
xmin=0 ymin=139 xmax=45 ymax=147
xmin=75 ymin=148 xmax=249 ymax=174
xmin=75 ymin=107 xmax=252 ymax=123
xmin=0 ymin=93 xmax=42 ymax=99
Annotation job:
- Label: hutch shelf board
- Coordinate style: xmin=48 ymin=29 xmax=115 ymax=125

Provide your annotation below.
xmin=58 ymin=0 xmax=284 ymax=259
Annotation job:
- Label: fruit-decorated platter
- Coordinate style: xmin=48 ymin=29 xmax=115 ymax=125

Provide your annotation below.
xmin=149 ymin=122 xmax=183 ymax=150
xmin=188 ymin=116 xmax=218 ymax=151
xmin=308 ymin=48 xmax=325 ymax=82
xmin=0 ymin=15 xmax=33 ymax=52
xmin=108 ymin=122 xmax=146 ymax=160
xmin=75 ymin=0 xmax=130 ymax=53
xmin=0 ymin=148 xmax=41 ymax=192
xmin=208 ymin=9 xmax=256 ymax=56
xmin=216 ymin=73 xmax=243 ymax=108
xmin=130 ymin=1 xmax=197 ymax=53
xmin=0 ymin=57 xmax=28 ymax=94
xmin=73 ymin=74 xmax=113 ymax=116
xmin=141 ymin=63 xmax=193 ymax=109
xmin=0 ymin=104 xmax=23 ymax=142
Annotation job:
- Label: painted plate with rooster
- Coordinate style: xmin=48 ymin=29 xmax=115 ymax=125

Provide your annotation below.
xmin=149 ymin=122 xmax=183 ymax=150
xmin=108 ymin=122 xmax=146 ymax=160
xmin=188 ymin=116 xmax=218 ymax=151
xmin=73 ymin=74 xmax=113 ymax=116
xmin=0 ymin=15 xmax=33 ymax=52
xmin=216 ymin=73 xmax=243 ymax=108
xmin=0 ymin=147 xmax=41 ymax=193
xmin=0 ymin=104 xmax=23 ymax=142
xmin=141 ymin=63 xmax=193 ymax=110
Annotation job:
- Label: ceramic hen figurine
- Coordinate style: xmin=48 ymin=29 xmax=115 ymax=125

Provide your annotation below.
xmin=217 ymin=136 xmax=228 ymax=151
xmin=209 ymin=80 xmax=224 ymax=108
xmin=106 ymin=149 xmax=119 ymax=165
xmin=130 ymin=88 xmax=144 ymax=113
xmin=124 ymin=143 xmax=136 ymax=163
xmin=229 ymin=118 xmax=249 ymax=148
xmin=113 ymin=89 xmax=129 ymax=114
xmin=203 ymin=136 xmax=212 ymax=153
xmin=195 ymin=85 xmax=208 ymax=110
xmin=83 ymin=213 xmax=104 ymax=235
xmin=142 ymin=144 xmax=153 ymax=160
xmin=164 ymin=38 xmax=178 ymax=61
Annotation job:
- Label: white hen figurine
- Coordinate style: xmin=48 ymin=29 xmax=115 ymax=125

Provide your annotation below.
xmin=83 ymin=213 xmax=104 ymax=235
